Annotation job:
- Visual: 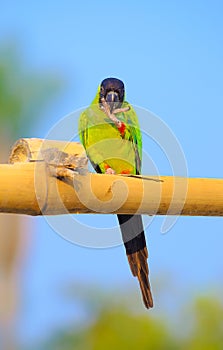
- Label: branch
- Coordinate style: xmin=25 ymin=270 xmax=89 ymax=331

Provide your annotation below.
xmin=0 ymin=138 xmax=222 ymax=216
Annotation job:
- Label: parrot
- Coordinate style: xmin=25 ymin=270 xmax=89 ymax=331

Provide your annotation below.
xmin=78 ymin=77 xmax=153 ymax=309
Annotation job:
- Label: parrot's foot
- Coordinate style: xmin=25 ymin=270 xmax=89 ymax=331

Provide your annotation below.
xmin=105 ymin=167 xmax=116 ymax=175
xmin=101 ymin=97 xmax=129 ymax=128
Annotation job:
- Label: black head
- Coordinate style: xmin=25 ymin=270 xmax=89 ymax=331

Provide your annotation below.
xmin=99 ymin=77 xmax=125 ymax=113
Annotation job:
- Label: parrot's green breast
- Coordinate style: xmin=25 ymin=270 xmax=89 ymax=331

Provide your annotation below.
xmin=79 ymin=104 xmax=138 ymax=174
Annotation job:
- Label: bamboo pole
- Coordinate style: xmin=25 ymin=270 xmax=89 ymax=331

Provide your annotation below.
xmin=0 ymin=139 xmax=223 ymax=216
xmin=0 ymin=138 xmax=222 ymax=216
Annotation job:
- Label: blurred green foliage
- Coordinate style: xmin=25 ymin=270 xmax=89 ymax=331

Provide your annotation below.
xmin=185 ymin=297 xmax=223 ymax=350
xmin=37 ymin=293 xmax=223 ymax=350
xmin=0 ymin=39 xmax=64 ymax=348
xmin=0 ymin=41 xmax=63 ymax=139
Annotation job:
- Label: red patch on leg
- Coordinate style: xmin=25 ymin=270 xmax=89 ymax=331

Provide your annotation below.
xmin=104 ymin=163 xmax=110 ymax=170
xmin=121 ymin=169 xmax=131 ymax=174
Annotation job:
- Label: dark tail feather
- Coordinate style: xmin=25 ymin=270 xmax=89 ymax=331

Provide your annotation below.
xmin=117 ymin=214 xmax=153 ymax=309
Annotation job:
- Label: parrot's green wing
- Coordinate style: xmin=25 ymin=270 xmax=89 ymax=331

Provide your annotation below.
xmin=78 ymin=109 xmax=99 ymax=169
xmin=78 ymin=86 xmax=101 ymax=150
xmin=78 ymin=110 xmax=88 ymax=149
xmin=121 ymin=102 xmax=142 ymax=174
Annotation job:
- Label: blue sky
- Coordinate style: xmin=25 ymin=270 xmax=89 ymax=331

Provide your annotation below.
xmin=1 ymin=0 xmax=223 ymax=346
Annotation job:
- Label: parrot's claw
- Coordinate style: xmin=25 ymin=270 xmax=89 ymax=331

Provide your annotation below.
xmin=105 ymin=167 xmax=116 ymax=175
xmin=113 ymin=106 xmax=130 ymax=114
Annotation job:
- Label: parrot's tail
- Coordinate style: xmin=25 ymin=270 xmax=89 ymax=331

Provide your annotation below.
xmin=117 ymin=214 xmax=153 ymax=309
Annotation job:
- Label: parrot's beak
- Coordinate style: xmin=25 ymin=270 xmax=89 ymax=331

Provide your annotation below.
xmin=105 ymin=91 xmax=120 ymax=113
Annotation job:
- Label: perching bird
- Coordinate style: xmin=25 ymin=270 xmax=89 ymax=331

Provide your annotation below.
xmin=78 ymin=77 xmax=153 ymax=308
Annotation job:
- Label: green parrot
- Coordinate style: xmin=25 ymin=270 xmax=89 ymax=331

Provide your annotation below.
xmin=78 ymin=77 xmax=153 ymax=309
